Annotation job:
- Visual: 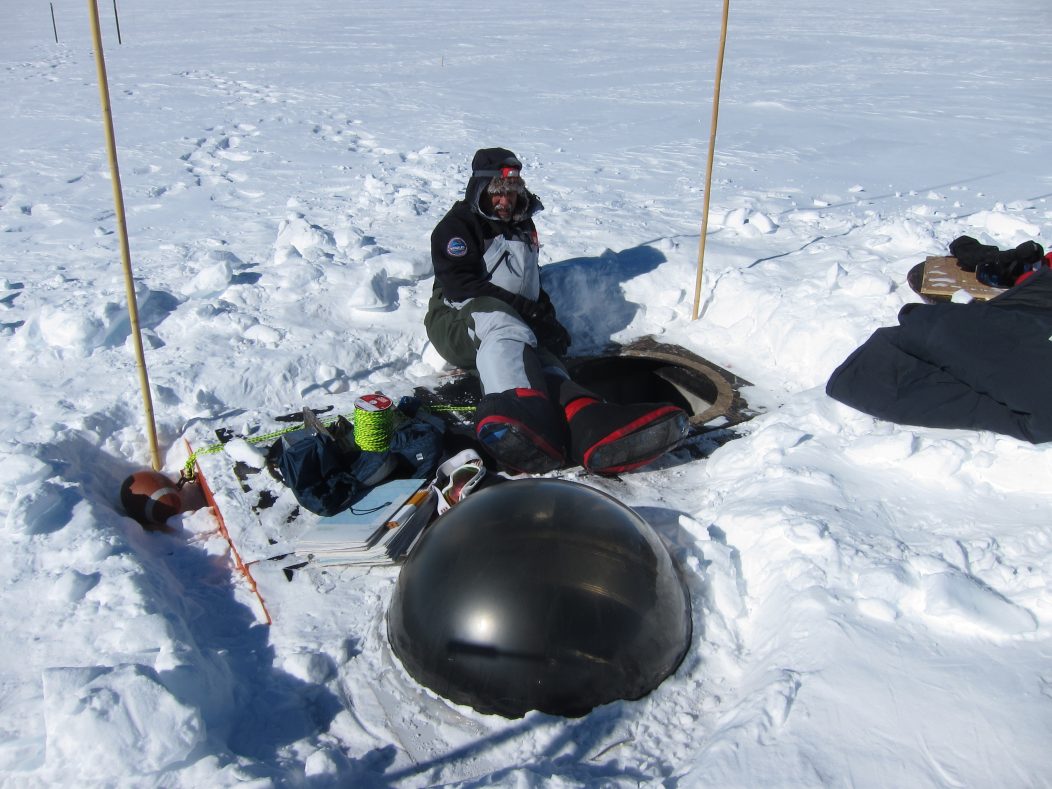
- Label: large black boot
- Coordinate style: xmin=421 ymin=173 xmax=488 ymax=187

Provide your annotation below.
xmin=475 ymin=388 xmax=567 ymax=474
xmin=557 ymin=381 xmax=689 ymax=475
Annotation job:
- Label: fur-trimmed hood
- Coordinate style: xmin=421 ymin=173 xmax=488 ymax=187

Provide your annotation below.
xmin=464 ymin=147 xmax=543 ymax=222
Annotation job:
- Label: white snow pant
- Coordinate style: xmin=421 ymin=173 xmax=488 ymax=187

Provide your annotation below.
xmin=425 ymin=293 xmax=567 ymax=395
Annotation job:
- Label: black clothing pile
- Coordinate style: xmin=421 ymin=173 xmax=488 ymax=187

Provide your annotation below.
xmin=949 ymin=235 xmax=1045 ymax=288
xmin=826 ymin=268 xmax=1052 ymax=443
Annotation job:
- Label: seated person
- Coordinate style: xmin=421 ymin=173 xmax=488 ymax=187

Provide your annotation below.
xmin=425 ymin=147 xmax=688 ymax=475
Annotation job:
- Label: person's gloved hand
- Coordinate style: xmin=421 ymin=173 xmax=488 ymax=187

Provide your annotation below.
xmin=541 ymin=321 xmax=571 ymax=356
xmin=509 ymin=295 xmax=543 ymax=321
xmin=532 ymin=311 xmax=571 ymax=356
xmin=509 ymin=295 xmax=572 ymax=355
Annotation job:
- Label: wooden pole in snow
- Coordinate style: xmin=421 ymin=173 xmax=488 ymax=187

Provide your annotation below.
xmin=87 ymin=0 xmax=162 ymax=470
xmin=692 ymin=0 xmax=731 ymax=320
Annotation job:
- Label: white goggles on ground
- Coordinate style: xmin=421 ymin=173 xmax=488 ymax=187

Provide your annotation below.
xmin=433 ymin=449 xmax=487 ymax=513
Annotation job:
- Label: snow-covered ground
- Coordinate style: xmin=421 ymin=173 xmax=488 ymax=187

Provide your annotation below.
xmin=2 ymin=0 xmax=1051 ymax=785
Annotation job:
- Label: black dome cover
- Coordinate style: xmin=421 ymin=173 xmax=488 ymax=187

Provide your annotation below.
xmin=387 ymin=478 xmax=692 ymax=718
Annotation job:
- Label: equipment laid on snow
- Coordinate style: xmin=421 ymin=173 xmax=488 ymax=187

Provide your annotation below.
xmin=387 ymin=477 xmax=692 ymax=718
xmin=178 ymin=340 xmax=756 ymax=624
xmin=288 ymin=478 xmax=433 ymax=567
xmin=269 ymin=402 xmax=444 ymax=517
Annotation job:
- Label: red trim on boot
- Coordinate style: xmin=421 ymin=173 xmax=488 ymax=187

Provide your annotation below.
xmin=514 ymin=387 xmax=548 ymax=399
xmin=476 ymin=415 xmax=565 ymax=472
xmin=582 ymin=405 xmax=683 ymax=473
xmin=564 ymin=397 xmax=599 ymax=422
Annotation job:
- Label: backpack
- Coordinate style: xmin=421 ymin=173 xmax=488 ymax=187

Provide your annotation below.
xmin=271 ymin=410 xmax=445 ymax=517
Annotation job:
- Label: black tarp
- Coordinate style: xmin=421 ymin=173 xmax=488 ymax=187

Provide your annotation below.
xmin=826 ymin=268 xmax=1052 ymax=443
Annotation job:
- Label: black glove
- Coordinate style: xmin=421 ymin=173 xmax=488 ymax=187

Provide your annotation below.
xmin=508 ymin=295 xmax=543 ymax=322
xmin=532 ymin=312 xmax=571 ymax=356
xmin=949 ymin=235 xmax=1045 ymax=286
xmin=508 ymin=295 xmax=571 ymax=355
xmin=949 ymin=235 xmax=996 ymax=273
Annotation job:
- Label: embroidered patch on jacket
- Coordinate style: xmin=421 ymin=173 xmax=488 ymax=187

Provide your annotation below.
xmin=447 ymin=237 xmax=468 ymax=257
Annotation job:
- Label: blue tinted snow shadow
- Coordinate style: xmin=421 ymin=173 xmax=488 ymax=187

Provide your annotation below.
xmin=58 ymin=436 xmax=345 ymax=775
xmin=541 ymin=244 xmax=666 ymax=352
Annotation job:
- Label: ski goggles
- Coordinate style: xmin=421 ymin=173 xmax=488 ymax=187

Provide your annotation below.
xmin=440 ymin=461 xmax=485 ymax=506
xmin=474 ymin=165 xmax=522 ymax=179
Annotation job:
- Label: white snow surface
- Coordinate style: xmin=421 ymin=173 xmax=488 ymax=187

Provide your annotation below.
xmin=3 ymin=0 xmax=1052 ymax=785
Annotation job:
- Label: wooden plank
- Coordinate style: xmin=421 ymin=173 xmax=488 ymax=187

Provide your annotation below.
xmin=919 ymin=256 xmax=1004 ymax=301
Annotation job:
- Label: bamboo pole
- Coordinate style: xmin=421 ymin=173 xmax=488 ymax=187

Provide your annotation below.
xmin=691 ymin=0 xmax=731 ymax=320
xmin=87 ymin=0 xmax=162 ymax=470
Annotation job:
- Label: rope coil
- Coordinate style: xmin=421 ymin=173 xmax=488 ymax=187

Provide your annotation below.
xmin=353 ymin=393 xmax=394 ymax=452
